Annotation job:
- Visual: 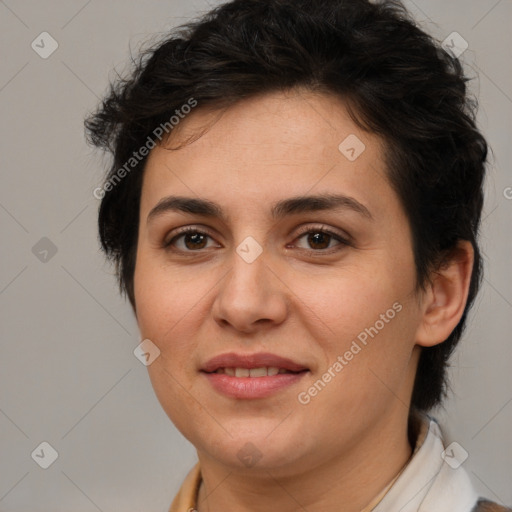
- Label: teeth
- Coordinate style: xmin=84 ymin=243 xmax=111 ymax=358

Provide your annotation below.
xmin=249 ymin=367 xmax=267 ymax=377
xmin=214 ymin=367 xmax=288 ymax=377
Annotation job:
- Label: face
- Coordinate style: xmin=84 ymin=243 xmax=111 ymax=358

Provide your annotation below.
xmin=134 ymin=89 xmax=425 ymax=475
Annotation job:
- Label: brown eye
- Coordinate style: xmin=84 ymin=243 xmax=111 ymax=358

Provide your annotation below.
xmin=181 ymin=232 xmax=209 ymax=250
xmin=293 ymin=227 xmax=349 ymax=252
xmin=164 ymin=228 xmax=218 ymax=251
xmin=303 ymin=231 xmax=333 ymax=250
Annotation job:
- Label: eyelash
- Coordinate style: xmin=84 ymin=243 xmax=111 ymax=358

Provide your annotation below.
xmin=163 ymin=225 xmax=351 ymax=254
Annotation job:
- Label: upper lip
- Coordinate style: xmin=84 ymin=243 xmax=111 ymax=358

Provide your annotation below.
xmin=201 ymin=352 xmax=309 ymax=373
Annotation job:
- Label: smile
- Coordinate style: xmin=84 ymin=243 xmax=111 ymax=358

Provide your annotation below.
xmin=200 ymin=352 xmax=309 ymax=398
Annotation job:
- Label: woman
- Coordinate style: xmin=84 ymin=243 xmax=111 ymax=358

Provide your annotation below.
xmin=85 ymin=0 xmax=510 ymax=510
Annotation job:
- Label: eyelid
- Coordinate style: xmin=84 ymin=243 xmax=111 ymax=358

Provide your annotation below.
xmin=292 ymin=223 xmax=352 ymax=245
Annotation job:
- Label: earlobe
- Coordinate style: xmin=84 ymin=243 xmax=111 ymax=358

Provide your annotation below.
xmin=415 ymin=240 xmax=474 ymax=348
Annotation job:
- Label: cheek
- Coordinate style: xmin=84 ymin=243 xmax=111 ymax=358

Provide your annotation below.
xmin=134 ymin=249 xmax=184 ymax=332
xmin=298 ymin=262 xmax=418 ymax=387
xmin=297 ymin=265 xmax=408 ymax=339
xmin=133 ymin=253 xmax=213 ymax=361
xmin=134 ymin=257 xmax=208 ymax=428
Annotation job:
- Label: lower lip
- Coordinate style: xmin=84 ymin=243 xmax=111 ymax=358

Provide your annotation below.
xmin=202 ymin=371 xmax=308 ymax=399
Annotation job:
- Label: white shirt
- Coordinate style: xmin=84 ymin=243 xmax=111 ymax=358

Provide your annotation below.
xmin=373 ymin=415 xmax=479 ymax=511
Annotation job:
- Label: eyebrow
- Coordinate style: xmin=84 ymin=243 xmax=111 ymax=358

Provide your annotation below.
xmin=147 ymin=193 xmax=373 ymax=224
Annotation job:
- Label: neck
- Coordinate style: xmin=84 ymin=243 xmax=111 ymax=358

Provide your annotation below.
xmin=195 ymin=408 xmax=415 ymax=512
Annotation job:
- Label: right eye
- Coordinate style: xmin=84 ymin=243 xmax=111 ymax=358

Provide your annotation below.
xmin=163 ymin=227 xmax=221 ymax=252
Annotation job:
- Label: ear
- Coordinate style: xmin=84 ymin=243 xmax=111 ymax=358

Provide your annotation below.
xmin=415 ymin=240 xmax=475 ymax=348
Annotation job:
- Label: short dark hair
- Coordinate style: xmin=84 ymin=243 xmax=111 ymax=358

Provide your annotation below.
xmin=84 ymin=0 xmax=488 ymax=412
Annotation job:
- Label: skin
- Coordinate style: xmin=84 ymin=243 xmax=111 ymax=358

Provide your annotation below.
xmin=133 ymin=88 xmax=474 ymax=512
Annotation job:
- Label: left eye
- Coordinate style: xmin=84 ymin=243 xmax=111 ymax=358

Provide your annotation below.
xmin=293 ymin=229 xmax=347 ymax=251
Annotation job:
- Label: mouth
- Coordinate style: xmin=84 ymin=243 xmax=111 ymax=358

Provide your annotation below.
xmin=201 ymin=352 xmax=309 ymax=374
xmin=200 ymin=352 xmax=309 ymax=399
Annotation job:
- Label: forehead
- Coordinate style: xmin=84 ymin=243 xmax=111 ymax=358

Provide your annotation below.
xmin=140 ymin=89 xmax=396 ymax=221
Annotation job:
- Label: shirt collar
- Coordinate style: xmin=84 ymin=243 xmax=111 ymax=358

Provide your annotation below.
xmin=168 ymin=461 xmax=201 ymax=512
xmin=372 ymin=412 xmax=478 ymax=512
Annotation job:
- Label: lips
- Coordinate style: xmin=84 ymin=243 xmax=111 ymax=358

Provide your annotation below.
xmin=201 ymin=352 xmax=309 ymax=399
xmin=201 ymin=352 xmax=308 ymax=374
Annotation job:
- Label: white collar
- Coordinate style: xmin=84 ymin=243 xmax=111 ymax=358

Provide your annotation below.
xmin=373 ymin=415 xmax=479 ymax=512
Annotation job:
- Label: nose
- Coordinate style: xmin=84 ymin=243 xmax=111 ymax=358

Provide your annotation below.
xmin=211 ymin=245 xmax=288 ymax=335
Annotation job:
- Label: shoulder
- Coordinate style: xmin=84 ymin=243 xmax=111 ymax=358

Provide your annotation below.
xmin=472 ymin=498 xmax=512 ymax=511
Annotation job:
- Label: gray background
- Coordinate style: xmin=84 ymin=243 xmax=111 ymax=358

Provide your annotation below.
xmin=0 ymin=0 xmax=511 ymax=510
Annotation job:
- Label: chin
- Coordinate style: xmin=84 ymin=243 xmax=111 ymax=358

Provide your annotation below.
xmin=193 ymin=426 xmax=310 ymax=472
